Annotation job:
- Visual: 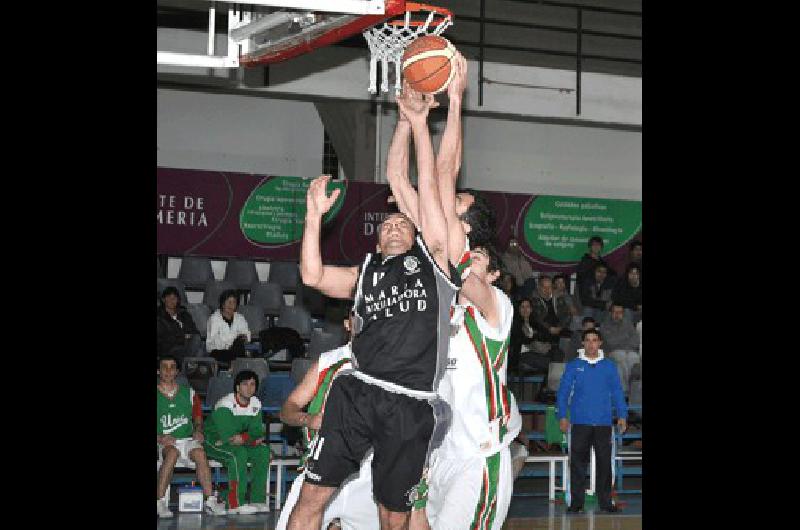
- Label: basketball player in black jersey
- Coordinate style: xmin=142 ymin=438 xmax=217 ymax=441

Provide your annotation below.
xmin=286 ymin=88 xmax=459 ymax=530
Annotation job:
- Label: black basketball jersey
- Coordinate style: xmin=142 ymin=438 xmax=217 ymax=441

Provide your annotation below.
xmin=351 ymin=235 xmax=460 ymax=392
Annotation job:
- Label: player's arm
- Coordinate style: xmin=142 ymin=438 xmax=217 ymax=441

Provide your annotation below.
xmin=397 ymin=84 xmax=450 ymax=274
xmin=436 ymin=52 xmax=467 ymax=254
xmin=385 ymin=116 xmax=421 ymax=227
xmin=279 ymin=361 xmax=322 ymax=430
xmin=300 ymin=175 xmax=359 ymax=299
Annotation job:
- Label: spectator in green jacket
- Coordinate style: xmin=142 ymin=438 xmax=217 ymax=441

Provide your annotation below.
xmin=203 ymin=370 xmax=271 ymax=514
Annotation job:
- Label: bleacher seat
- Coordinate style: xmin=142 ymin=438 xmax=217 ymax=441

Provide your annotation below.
xmin=203 ymin=280 xmax=236 ymax=309
xmin=248 ymin=282 xmax=285 ymax=321
xmin=230 ymin=358 xmax=270 ymax=390
xmin=157 ymin=278 xmax=188 ymax=306
xmin=185 ymin=303 xmax=211 ymax=339
xmin=224 ymin=259 xmax=259 ymax=290
xmin=277 ymin=305 xmax=313 ymax=340
xmin=205 ymin=372 xmax=234 ymax=408
xmin=298 ymin=286 xmax=326 ymax=319
xmin=290 ymin=358 xmax=315 ymax=385
xmin=240 ymin=303 xmax=268 ymax=336
xmin=182 ymin=357 xmax=219 ymax=395
xmin=307 ymin=328 xmax=345 ymax=360
xmin=260 ymin=372 xmax=296 ymax=410
xmin=268 ymin=262 xmax=300 ymax=294
xmin=178 ymin=257 xmax=214 ymax=290
xmin=546 ymin=362 xmax=566 ymax=391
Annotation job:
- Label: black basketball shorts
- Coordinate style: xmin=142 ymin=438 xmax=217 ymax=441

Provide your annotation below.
xmin=303 ymin=373 xmax=435 ymax=512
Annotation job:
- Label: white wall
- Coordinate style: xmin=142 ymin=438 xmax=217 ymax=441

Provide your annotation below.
xmin=157 ymin=88 xmax=324 ymax=177
xmin=378 ymin=108 xmax=641 ymax=200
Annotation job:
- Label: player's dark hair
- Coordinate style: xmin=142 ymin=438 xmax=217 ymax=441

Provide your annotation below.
xmin=473 ymin=243 xmax=503 ymax=287
xmin=582 ymin=328 xmax=603 ymax=341
xmin=588 ymin=236 xmax=604 ymax=247
xmin=458 ymin=189 xmax=496 ymax=249
xmin=218 ymin=290 xmax=239 ymax=310
xmin=235 ymin=369 xmax=259 ymax=392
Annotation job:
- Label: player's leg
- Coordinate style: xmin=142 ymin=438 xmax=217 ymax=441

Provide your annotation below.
xmin=489 ymin=447 xmax=514 ymax=530
xmin=288 ymin=376 xmax=371 ymax=529
xmin=592 ymin=426 xmax=615 ymax=509
xmin=188 ymin=445 xmax=213 ymax=496
xmin=288 ymin=483 xmax=338 ymax=530
xmin=246 ymin=444 xmax=271 ymax=506
xmin=568 ymin=424 xmax=592 ymax=509
xmin=157 ymin=445 xmax=179 ymax=499
xmin=420 ymin=455 xmax=483 ymax=530
xmin=276 ymin=474 xmax=306 ymax=530
xmin=204 ymin=442 xmax=248 ymax=510
xmin=371 ymin=393 xmax=435 ymax=529
xmin=329 ymin=451 xmax=379 ymax=530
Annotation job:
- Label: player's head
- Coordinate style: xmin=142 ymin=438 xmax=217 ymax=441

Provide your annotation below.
xmin=581 ymin=328 xmax=603 ymax=355
xmin=158 ymin=355 xmax=179 ymax=384
xmin=218 ymin=290 xmax=239 ymax=314
xmin=234 ymin=370 xmax=259 ymax=400
xmin=161 ymin=286 xmax=181 ymax=312
xmin=470 ymin=243 xmax=502 ymax=286
xmin=455 ymin=189 xmax=496 ymax=249
xmin=377 ymin=212 xmax=416 ymax=256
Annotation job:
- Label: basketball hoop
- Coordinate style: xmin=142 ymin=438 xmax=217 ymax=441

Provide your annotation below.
xmin=362 ymin=2 xmax=453 ymax=94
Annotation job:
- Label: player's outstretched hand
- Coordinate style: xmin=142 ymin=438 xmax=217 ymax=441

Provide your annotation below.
xmin=306 ymin=175 xmax=341 ymax=219
xmin=397 ymin=81 xmax=438 ymax=125
xmin=447 ymin=52 xmax=468 ymax=100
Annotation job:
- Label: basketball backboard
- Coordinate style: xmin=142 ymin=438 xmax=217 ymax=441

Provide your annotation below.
xmin=157 ymin=0 xmax=404 ymax=69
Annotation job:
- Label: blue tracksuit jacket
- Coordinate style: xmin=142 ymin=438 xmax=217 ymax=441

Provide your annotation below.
xmin=556 ymin=352 xmax=627 ymax=425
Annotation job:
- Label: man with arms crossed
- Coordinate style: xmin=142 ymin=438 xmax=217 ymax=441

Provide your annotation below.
xmin=286 ymin=81 xmax=459 ymax=530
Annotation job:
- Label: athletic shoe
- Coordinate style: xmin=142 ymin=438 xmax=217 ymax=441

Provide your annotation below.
xmin=205 ymin=497 xmax=227 ymax=515
xmin=600 ymin=504 xmax=621 ymax=513
xmin=228 ymin=504 xmax=258 ymax=515
xmin=248 ymin=503 xmax=270 ymax=513
xmin=157 ymin=499 xmax=173 ymax=518
xmin=566 ymin=504 xmax=583 ymax=514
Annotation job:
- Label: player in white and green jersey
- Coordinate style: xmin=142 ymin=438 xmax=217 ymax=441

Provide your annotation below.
xmin=422 ymin=244 xmax=521 ymax=530
xmin=156 ymin=355 xmax=226 ymax=518
xmin=276 ymin=342 xmax=379 ymax=530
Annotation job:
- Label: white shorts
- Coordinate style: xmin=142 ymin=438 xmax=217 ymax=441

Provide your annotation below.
xmin=276 ymin=451 xmax=379 ymax=530
xmin=426 ymin=447 xmax=513 ymax=530
xmin=158 ymin=438 xmax=203 ymax=468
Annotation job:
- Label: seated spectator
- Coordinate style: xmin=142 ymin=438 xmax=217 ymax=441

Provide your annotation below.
xmin=622 ymin=239 xmax=642 ymax=282
xmin=203 ymin=370 xmax=270 ymax=514
xmin=611 ymin=263 xmax=642 ymax=323
xmin=509 ymin=298 xmax=544 ymax=373
xmin=157 ymin=355 xmax=226 ymax=518
xmin=579 ymin=264 xmax=615 ymax=321
xmin=157 ymin=287 xmax=203 ymax=363
xmin=500 ymin=272 xmax=523 ymax=306
xmin=501 ymin=237 xmax=534 ymax=287
xmin=206 ymin=290 xmax=251 ymax=364
xmin=575 ymin=235 xmax=616 ymax=287
xmin=566 ymin=316 xmax=597 ymax=363
xmin=600 ymin=304 xmax=640 ymax=396
xmin=530 ymin=276 xmax=571 ymax=362
xmin=553 ymin=273 xmax=579 ymax=316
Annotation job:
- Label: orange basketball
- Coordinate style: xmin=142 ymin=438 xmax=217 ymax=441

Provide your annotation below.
xmin=401 ymin=35 xmax=457 ymax=95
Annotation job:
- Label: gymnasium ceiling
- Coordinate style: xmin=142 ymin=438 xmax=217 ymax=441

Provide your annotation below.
xmin=157 ymin=0 xmax=642 ymax=78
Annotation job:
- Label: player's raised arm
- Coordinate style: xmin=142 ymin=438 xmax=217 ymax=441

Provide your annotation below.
xmin=300 ymin=175 xmax=359 ymax=299
xmin=396 ymin=84 xmax=450 ymax=275
xmin=385 ymin=112 xmax=421 ymax=228
xmin=436 ymin=53 xmax=467 ymax=262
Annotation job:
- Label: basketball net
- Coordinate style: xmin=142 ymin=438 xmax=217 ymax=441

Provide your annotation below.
xmin=362 ymin=3 xmax=453 ymax=95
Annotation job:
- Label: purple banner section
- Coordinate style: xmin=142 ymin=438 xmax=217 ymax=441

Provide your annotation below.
xmin=157 ymin=168 xmax=641 ymax=273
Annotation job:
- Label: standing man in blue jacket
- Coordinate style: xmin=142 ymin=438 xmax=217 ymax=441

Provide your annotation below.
xmin=557 ymin=327 xmax=627 ymax=513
